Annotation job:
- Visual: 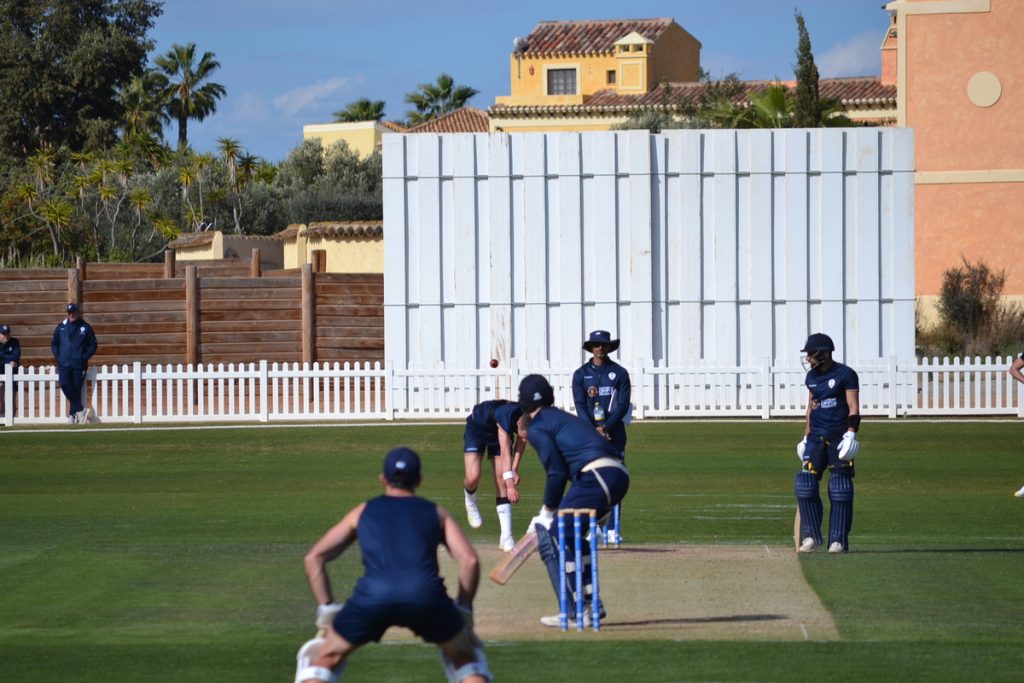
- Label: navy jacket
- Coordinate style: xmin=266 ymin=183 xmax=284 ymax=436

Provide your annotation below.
xmin=51 ymin=318 xmax=98 ymax=370
xmin=1 ymin=336 xmax=19 ymax=367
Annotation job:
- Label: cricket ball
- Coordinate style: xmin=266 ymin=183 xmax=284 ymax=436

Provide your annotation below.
xmin=489 ymin=358 xmax=499 ymax=368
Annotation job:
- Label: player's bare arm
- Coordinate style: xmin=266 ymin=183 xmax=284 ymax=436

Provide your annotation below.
xmin=845 ymin=389 xmax=860 ymax=431
xmin=438 ymin=505 xmax=480 ymax=606
xmin=304 ymin=502 xmax=364 ymax=605
xmin=496 ymin=426 xmax=520 ymax=502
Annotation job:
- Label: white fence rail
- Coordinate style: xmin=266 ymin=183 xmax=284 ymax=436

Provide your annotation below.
xmin=3 ymin=356 xmax=1022 ymax=427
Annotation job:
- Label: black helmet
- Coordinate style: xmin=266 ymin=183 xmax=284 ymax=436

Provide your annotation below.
xmin=801 ymin=333 xmax=835 ymax=354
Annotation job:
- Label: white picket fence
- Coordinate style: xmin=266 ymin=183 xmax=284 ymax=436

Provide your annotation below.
xmin=3 ymin=356 xmax=1022 ymax=426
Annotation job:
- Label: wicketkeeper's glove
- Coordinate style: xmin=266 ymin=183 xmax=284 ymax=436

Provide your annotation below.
xmin=315 ymin=602 xmax=343 ymax=630
xmin=796 ymin=437 xmax=808 ymax=461
xmin=837 ymin=431 xmax=860 ymax=461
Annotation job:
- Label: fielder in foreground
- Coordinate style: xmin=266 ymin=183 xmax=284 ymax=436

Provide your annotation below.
xmin=461 ymin=399 xmax=527 ymax=551
xmin=297 ymin=447 xmax=491 ymax=683
xmin=794 ymin=333 xmax=861 ymax=554
xmin=518 ymin=374 xmax=630 ymax=627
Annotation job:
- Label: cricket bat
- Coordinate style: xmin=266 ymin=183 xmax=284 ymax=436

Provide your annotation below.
xmin=793 ymin=508 xmax=801 ymax=551
xmin=488 ymin=531 xmax=539 ymax=585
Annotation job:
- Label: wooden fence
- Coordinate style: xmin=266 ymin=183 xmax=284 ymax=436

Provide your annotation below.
xmin=0 ymin=251 xmax=383 ymax=368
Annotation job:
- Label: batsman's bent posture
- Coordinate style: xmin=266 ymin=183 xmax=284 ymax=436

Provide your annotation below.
xmin=1007 ymin=353 xmax=1024 ymax=498
xmin=298 ymin=447 xmax=491 ymax=683
xmin=794 ymin=333 xmax=861 ymax=555
xmin=518 ymin=374 xmax=630 ymax=627
xmin=462 ymin=399 xmax=527 ymax=551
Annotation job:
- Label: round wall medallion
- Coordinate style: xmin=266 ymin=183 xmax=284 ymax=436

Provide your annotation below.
xmin=967 ymin=71 xmax=1002 ymax=108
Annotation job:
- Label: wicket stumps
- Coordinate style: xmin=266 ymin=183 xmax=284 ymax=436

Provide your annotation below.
xmin=556 ymin=508 xmax=600 ymax=632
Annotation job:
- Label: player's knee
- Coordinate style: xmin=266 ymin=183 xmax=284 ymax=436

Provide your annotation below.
xmin=794 ymin=471 xmax=819 ymax=499
xmin=828 ymin=472 xmax=854 ymax=502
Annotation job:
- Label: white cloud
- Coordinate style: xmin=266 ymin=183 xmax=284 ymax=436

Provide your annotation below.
xmin=817 ymin=30 xmax=882 ymax=78
xmin=272 ymin=77 xmax=351 ymax=117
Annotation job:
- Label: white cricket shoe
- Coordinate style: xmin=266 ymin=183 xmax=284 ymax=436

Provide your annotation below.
xmin=499 ymin=534 xmax=515 ymax=552
xmin=828 ymin=541 xmax=845 ymax=554
xmin=67 ymin=414 xmax=77 ymax=425
xmin=606 ymin=529 xmax=619 ymax=545
xmin=798 ymin=537 xmax=818 ymax=554
xmin=540 ymin=605 xmax=604 ymax=628
xmin=465 ymin=499 xmax=483 ymax=529
xmin=76 ymin=409 xmax=89 ymax=424
xmin=1014 ymin=485 xmax=1024 ymax=498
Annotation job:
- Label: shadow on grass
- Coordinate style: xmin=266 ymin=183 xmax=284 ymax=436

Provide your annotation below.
xmin=854 ymin=547 xmax=1024 ymax=554
xmin=605 ymin=613 xmax=788 ymax=629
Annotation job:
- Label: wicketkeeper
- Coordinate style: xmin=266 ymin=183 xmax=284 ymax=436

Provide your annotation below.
xmin=794 ymin=333 xmax=861 ymax=554
xmin=297 ymin=447 xmax=491 ymax=683
xmin=518 ymin=374 xmax=630 ymax=627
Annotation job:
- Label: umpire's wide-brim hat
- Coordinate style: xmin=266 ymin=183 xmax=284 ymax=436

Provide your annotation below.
xmin=583 ymin=330 xmax=620 ymax=352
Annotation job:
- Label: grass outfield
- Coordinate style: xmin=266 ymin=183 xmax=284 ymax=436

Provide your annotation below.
xmin=2 ymin=420 xmax=1024 ymax=681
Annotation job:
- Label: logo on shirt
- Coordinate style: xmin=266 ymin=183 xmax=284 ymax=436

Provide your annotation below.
xmin=828 ymin=379 xmax=836 ymax=389
xmin=609 ymin=372 xmax=616 ymax=380
xmin=587 ymin=386 xmax=598 ymax=398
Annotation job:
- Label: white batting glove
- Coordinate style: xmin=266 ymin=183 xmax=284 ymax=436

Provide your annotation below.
xmin=315 ymin=602 xmax=343 ymax=629
xmin=838 ymin=431 xmax=860 ymax=461
xmin=528 ymin=506 xmax=555 ymax=534
xmin=796 ymin=437 xmax=808 ymax=461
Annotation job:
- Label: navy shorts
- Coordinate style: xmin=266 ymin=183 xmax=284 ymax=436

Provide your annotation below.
xmin=804 ymin=432 xmax=855 ymax=478
xmin=463 ymin=424 xmax=498 ymax=457
xmin=333 ymin=597 xmax=464 ymax=645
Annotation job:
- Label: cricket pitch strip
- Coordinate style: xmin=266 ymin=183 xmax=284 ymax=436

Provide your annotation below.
xmin=382 ymin=544 xmax=840 ymax=642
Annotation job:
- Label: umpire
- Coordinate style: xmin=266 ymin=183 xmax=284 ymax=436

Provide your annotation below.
xmin=51 ymin=303 xmax=98 ymax=424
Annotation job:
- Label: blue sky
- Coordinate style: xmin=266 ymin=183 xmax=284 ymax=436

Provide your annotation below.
xmin=150 ymin=0 xmax=890 ymax=162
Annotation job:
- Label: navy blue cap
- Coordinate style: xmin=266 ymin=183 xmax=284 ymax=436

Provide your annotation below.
xmin=518 ymin=374 xmax=555 ymax=413
xmin=583 ymin=329 xmax=620 ymax=352
xmin=66 ymin=303 xmax=79 ymax=313
xmin=382 ymin=447 xmax=421 ymax=488
xmin=0 ymin=324 xmax=9 ymax=335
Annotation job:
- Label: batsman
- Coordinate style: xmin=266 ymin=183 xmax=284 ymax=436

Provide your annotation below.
xmin=794 ymin=333 xmax=861 ymax=554
xmin=517 ymin=374 xmax=630 ymax=627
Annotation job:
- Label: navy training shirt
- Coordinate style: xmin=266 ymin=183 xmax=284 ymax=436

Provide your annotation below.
xmin=525 ymin=406 xmax=621 ymax=508
xmin=350 ymin=496 xmax=448 ymax=605
xmin=805 ymin=361 xmax=859 ymax=434
xmin=466 ymin=399 xmax=522 ymax=436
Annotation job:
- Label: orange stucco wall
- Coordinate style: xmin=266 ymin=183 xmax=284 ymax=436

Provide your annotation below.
xmin=916 ymin=182 xmax=1024 ymax=295
xmin=906 ymin=4 xmax=1024 ymax=172
xmin=901 ymin=0 xmax=1024 ymax=297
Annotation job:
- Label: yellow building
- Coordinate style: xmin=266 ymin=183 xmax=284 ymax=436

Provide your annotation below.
xmin=302 ymin=120 xmax=407 ymax=157
xmin=276 ymin=221 xmax=384 ymax=273
xmin=166 ymin=232 xmax=284 ymax=270
xmin=490 ymin=17 xmax=895 ymax=132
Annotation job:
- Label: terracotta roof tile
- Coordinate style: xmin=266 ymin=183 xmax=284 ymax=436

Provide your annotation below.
xmin=379 ymin=120 xmax=409 ymax=132
xmin=167 ymin=232 xmax=216 ymax=249
xmin=304 ymin=221 xmax=384 ymax=239
xmin=405 ymin=107 xmax=490 ymax=133
xmin=519 ymin=18 xmax=675 ymax=56
xmin=274 ymin=224 xmax=304 ymax=240
xmin=491 ymin=77 xmax=896 ymax=115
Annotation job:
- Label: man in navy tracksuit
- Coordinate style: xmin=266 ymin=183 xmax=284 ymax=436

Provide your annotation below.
xmin=520 ymin=374 xmax=630 ymax=627
xmin=0 ymin=323 xmax=20 ymax=418
xmin=51 ymin=303 xmax=98 ymax=424
xmin=572 ymin=330 xmax=631 ymax=457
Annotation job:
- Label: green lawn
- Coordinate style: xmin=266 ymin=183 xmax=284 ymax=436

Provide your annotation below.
xmin=1 ymin=421 xmax=1023 ymax=681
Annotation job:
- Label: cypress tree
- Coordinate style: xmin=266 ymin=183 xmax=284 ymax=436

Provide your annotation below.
xmin=793 ymin=11 xmax=821 ymax=128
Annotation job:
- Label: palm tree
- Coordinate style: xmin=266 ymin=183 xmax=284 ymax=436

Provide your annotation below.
xmin=116 ymin=71 xmax=169 ymax=142
xmin=404 ymin=73 xmax=478 ymax=126
xmin=333 ymin=98 xmax=386 ymax=122
xmin=154 ymin=43 xmax=227 ymax=149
